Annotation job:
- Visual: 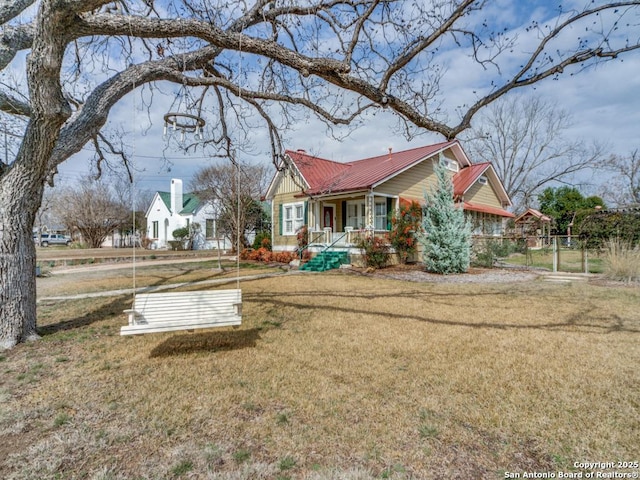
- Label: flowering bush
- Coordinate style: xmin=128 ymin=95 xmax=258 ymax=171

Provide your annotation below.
xmin=389 ymin=200 xmax=422 ymax=264
xmin=357 ymin=235 xmax=390 ymax=269
xmin=296 ymin=225 xmax=309 ymax=252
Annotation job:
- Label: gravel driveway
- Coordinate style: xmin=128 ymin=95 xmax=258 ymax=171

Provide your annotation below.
xmin=351 ymin=265 xmax=540 ymax=284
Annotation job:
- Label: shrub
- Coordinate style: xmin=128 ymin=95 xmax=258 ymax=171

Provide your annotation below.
xmin=472 ymin=238 xmax=520 ymax=268
xmin=253 ymin=230 xmax=272 ymax=250
xmin=172 ymin=226 xmax=190 ymax=241
xmin=296 ymin=225 xmax=308 ymax=254
xmin=248 ymin=247 xmax=272 ymax=262
xmin=357 ymin=235 xmax=390 ymax=269
xmin=603 ymin=238 xmax=640 ymax=282
xmin=274 ymin=251 xmax=294 ymax=263
xmin=241 ymin=248 xmax=294 ymax=264
xmin=389 ymin=200 xmax=423 ymax=264
xmin=580 ymin=210 xmax=640 ymax=249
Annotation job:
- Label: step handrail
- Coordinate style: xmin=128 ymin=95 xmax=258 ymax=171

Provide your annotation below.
xmin=297 ymin=230 xmax=326 ymax=259
xmin=319 ymin=231 xmax=349 ymax=270
xmin=298 ymin=230 xmax=350 ymax=270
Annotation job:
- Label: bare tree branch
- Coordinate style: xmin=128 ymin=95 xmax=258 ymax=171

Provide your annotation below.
xmin=463 ymin=95 xmax=605 ymax=210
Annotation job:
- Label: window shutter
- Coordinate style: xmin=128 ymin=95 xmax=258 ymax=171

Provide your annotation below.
xmin=279 ymin=204 xmax=283 ymax=236
xmin=387 ymin=197 xmax=393 ymax=230
xmin=303 ymin=201 xmax=308 ymax=225
xmin=342 ymin=201 xmax=347 ymax=230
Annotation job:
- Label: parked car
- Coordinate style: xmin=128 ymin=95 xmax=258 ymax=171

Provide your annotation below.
xmin=40 ymin=233 xmax=72 ymax=247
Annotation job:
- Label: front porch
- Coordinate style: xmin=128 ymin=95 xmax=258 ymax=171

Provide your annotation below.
xmin=300 ymin=228 xmax=392 ymax=271
xmin=305 ymin=226 xmax=389 ymax=251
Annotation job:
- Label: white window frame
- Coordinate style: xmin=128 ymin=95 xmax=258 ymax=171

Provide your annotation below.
xmin=374 ymin=200 xmax=388 ymax=231
xmin=346 ymin=200 xmax=366 ymax=229
xmin=439 ymin=154 xmax=459 ymax=172
xmin=470 ymin=211 xmax=502 ymax=236
xmin=283 ymin=201 xmax=305 ymax=235
xmin=205 ymin=218 xmax=215 ymax=239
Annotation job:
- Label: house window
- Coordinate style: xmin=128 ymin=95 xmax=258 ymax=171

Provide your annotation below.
xmin=478 ymin=176 xmax=488 ymax=185
xmin=205 ymin=218 xmax=215 ymax=239
xmin=488 ymin=216 xmax=502 ymax=236
xmin=152 ymin=221 xmax=159 ymax=238
xmin=346 ymin=201 xmax=366 ymax=229
xmin=467 ymin=211 xmax=481 ymax=235
xmin=439 ymin=155 xmax=459 ymax=172
xmin=469 ymin=212 xmax=502 ymax=236
xmin=283 ymin=201 xmax=304 ymax=235
xmin=375 ymin=200 xmax=388 ymax=231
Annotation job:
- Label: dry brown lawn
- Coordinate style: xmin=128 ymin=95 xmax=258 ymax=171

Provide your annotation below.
xmin=1 ymin=265 xmax=638 ymax=479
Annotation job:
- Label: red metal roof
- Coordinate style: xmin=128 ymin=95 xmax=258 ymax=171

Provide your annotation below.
xmin=453 ymin=163 xmax=490 ymax=197
xmin=285 ymin=141 xmax=458 ymax=195
xmin=463 ymin=201 xmax=514 ymax=218
xmin=514 ymin=208 xmax=551 ymax=223
xmin=285 ymin=150 xmax=350 ymax=192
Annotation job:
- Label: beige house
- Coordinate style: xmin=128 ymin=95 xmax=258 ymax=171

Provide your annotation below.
xmin=265 ymin=140 xmax=513 ymax=255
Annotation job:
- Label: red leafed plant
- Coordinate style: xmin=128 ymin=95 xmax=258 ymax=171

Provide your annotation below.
xmin=389 ymin=200 xmax=423 ymax=264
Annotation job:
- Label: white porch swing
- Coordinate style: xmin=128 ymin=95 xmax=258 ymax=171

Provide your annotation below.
xmin=120 ymin=37 xmax=244 ymax=336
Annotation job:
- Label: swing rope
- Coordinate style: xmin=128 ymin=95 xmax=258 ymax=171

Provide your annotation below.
xmin=235 ymin=30 xmax=243 ymax=292
xmin=129 ymin=13 xmax=137 ymax=299
xmin=129 ymin=19 xmax=244 ymax=301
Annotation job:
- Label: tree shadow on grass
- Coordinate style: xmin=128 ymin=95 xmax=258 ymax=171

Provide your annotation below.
xmin=38 ymin=295 xmax=131 ymax=336
xmin=245 ymin=290 xmax=640 ymax=335
xmin=148 ymin=328 xmax=261 ymax=358
xmin=37 ymin=266 xmax=227 ymax=336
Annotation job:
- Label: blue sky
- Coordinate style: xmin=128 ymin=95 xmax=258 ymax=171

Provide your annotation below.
xmin=52 ymin=1 xmax=640 ymax=199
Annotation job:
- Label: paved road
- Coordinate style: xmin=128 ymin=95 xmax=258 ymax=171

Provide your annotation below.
xmin=50 ymin=255 xmax=236 ymax=275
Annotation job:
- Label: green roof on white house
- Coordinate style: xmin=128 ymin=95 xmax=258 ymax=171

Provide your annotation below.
xmin=157 ymin=192 xmax=201 ymax=215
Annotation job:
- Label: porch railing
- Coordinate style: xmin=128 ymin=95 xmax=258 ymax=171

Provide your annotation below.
xmin=300 ymin=227 xmax=390 ymax=256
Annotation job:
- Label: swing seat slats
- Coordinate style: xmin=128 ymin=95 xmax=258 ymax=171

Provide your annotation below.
xmin=121 ymin=289 xmax=242 ymax=335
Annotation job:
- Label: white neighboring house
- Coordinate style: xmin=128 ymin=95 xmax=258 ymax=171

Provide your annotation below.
xmin=145 ymin=178 xmax=230 ymax=250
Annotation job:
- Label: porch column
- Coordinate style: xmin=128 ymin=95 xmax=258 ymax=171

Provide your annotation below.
xmin=365 ymin=193 xmax=374 ymax=231
xmin=311 ymin=200 xmax=319 ymax=232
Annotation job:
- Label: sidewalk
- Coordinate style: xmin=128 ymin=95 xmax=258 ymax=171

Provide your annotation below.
xmin=49 ymin=255 xmax=236 ymax=275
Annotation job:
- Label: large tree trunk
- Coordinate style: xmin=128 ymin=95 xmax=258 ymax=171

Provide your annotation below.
xmin=0 ymin=162 xmax=44 ymax=349
xmin=0 ymin=2 xmax=70 ymax=349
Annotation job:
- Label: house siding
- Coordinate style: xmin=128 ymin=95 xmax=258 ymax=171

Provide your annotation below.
xmin=277 ymin=172 xmax=305 ymax=194
xmin=376 ymin=156 xmax=439 ymax=201
xmin=272 ymin=192 xmax=306 ymax=251
xmin=465 ymin=181 xmax=502 ymax=208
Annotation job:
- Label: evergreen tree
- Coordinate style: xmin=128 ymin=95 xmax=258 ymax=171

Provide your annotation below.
xmin=420 ymin=160 xmax=472 ymax=274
